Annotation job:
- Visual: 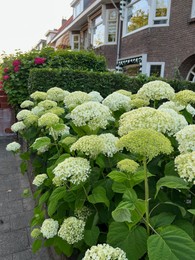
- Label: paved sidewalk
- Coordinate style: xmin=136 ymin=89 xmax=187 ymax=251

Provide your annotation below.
xmin=0 ymin=137 xmax=52 ymax=260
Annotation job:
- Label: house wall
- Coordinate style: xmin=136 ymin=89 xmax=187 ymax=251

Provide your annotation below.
xmin=120 ymin=0 xmax=195 ymax=79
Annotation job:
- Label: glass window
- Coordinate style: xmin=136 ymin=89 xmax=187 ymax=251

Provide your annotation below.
xmin=192 ymin=0 xmax=195 ymax=18
xmin=73 ymin=0 xmax=83 ymax=18
xmin=107 ymin=10 xmax=118 ymax=43
xmin=146 ymin=62 xmax=165 ymax=77
xmin=153 ymin=0 xmax=170 ymax=24
xmin=187 ymin=65 xmax=195 ymax=82
xmin=72 ymin=34 xmax=80 ymax=50
xmin=92 ymin=15 xmax=104 ymax=47
xmin=126 ymin=0 xmax=149 ymax=33
xmin=150 ymin=65 xmax=162 ymax=77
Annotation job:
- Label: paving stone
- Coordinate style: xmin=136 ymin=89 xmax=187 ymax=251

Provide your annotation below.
xmin=0 ymin=216 xmax=11 ymax=232
xmin=0 ymin=229 xmax=29 ymax=256
xmin=10 ymin=211 xmax=33 ymax=230
xmin=22 ymin=198 xmax=35 ymax=211
xmin=0 ymin=200 xmax=23 ymax=217
xmin=0 ymin=255 xmax=12 ymax=260
xmin=12 ymin=249 xmax=32 ymax=260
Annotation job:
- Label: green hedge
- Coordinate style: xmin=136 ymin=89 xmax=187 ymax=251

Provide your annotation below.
xmin=28 ymin=69 xmax=195 ymax=97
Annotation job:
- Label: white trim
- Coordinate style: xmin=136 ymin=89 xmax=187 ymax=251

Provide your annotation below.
xmin=71 ymin=34 xmax=80 ymax=50
xmin=191 ymin=0 xmax=195 ymax=18
xmin=105 ymin=9 xmax=118 ymax=44
xmin=187 ymin=64 xmax=195 ymax=82
xmin=146 ymin=62 xmax=165 ymax=77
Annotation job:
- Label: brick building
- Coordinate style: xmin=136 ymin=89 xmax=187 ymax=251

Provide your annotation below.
xmin=42 ymin=0 xmax=195 ymax=81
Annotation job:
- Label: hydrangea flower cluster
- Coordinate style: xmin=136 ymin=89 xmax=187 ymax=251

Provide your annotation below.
xmin=38 ymin=112 xmax=60 ymax=127
xmin=53 ymin=157 xmax=91 ymax=185
xmin=40 ymin=218 xmax=59 ymax=239
xmin=82 ymin=243 xmax=128 ymax=260
xmin=16 ymin=109 xmax=33 ymax=121
xmin=30 ymin=91 xmax=47 ymax=101
xmin=49 ymin=124 xmax=70 ymax=140
xmin=46 ymin=87 xmax=69 ymax=102
xmin=23 ymin=114 xmax=38 ymax=127
xmin=70 ymin=133 xmax=119 ymax=158
xmin=158 ymin=101 xmax=185 ymax=112
xmin=31 ymin=106 xmax=45 ymax=116
xmin=88 ymin=91 xmax=103 ymax=102
xmin=175 ymin=125 xmax=195 ymax=153
xmin=30 ymin=228 xmax=41 ymax=239
xmin=58 ymin=217 xmax=85 ymax=244
xmin=117 ymin=159 xmax=139 ymax=174
xmin=32 ymin=173 xmax=48 ymax=187
xmin=20 ymin=100 xmax=34 ymax=108
xmin=6 ymin=142 xmax=21 ymax=152
xmin=174 ymin=90 xmax=195 ymax=106
xmin=70 ymin=101 xmax=114 ymax=131
xmin=37 ymin=100 xmax=57 ymax=110
xmin=74 ymin=206 xmax=92 ymax=221
xmin=137 ymin=80 xmax=175 ymax=101
xmin=131 ymin=98 xmax=150 ymax=108
xmin=117 ymin=129 xmax=173 ymax=161
xmin=31 ymin=137 xmax=51 ymax=154
xmin=116 ymin=89 xmax=132 ymax=98
xmin=11 ymin=121 xmax=26 ymax=132
xmin=48 ymin=107 xmax=65 ymax=116
xmin=118 ymin=107 xmax=174 ymax=136
xmin=175 ymin=152 xmax=195 ymax=184
xmin=102 ymin=92 xmax=131 ymax=112
xmin=64 ymin=91 xmax=92 ymax=109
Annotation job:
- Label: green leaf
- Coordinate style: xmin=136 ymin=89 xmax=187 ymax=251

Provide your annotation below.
xmin=84 ymin=226 xmax=100 ymax=246
xmin=32 ymin=239 xmax=42 ymax=253
xmin=150 ymin=212 xmax=176 ymax=229
xmin=20 ymin=161 xmax=28 ymax=175
xmin=155 ymin=176 xmax=189 ymax=197
xmin=108 ymin=170 xmax=129 ymax=182
xmin=95 ymin=154 xmax=106 ymax=168
xmin=130 ymin=169 xmax=153 ymax=187
xmin=112 ymin=182 xmax=128 ymax=193
xmin=53 ymin=236 xmax=73 ymax=257
xmin=48 ymin=187 xmax=66 ymax=216
xmin=112 ymin=201 xmax=133 ymax=223
xmin=107 ymin=222 xmax=147 ymax=260
xmin=188 ymin=209 xmax=195 ymax=215
xmin=38 ymin=191 xmax=51 ymax=205
xmin=164 ymin=160 xmax=178 ymax=176
xmin=147 ymin=226 xmax=195 ymax=260
xmin=31 ymin=136 xmax=51 ymax=150
xmin=88 ymin=186 xmax=110 ymax=207
xmin=20 ymin=151 xmax=30 ymax=160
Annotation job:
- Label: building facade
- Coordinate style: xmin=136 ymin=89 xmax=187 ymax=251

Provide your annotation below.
xmin=42 ymin=0 xmax=195 ymax=81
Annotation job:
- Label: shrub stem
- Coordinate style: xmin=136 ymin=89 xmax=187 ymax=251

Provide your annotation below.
xmin=143 ymin=157 xmax=150 ymax=235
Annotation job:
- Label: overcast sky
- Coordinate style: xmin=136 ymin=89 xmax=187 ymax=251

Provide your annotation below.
xmin=0 ymin=0 xmax=72 ymax=55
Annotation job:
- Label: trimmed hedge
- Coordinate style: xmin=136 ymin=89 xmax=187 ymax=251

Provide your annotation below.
xmin=28 ymin=68 xmax=195 ymax=97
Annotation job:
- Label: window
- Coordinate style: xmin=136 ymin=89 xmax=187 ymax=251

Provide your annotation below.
xmin=72 ymin=34 xmax=80 ymax=50
xmin=187 ymin=65 xmax=195 ymax=82
xmin=146 ymin=62 xmax=165 ymax=77
xmin=191 ymin=0 xmax=195 ymax=18
xmin=124 ymin=0 xmax=171 ymax=35
xmin=91 ymin=15 xmax=105 ymax=47
xmin=106 ymin=10 xmax=118 ymax=43
xmin=73 ymin=0 xmax=83 ymax=18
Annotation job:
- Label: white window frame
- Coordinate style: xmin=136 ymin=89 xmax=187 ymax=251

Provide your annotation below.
xmin=71 ymin=34 xmax=80 ymax=50
xmin=91 ymin=14 xmax=105 ymax=48
xmin=146 ymin=62 xmax=165 ymax=77
xmin=73 ymin=0 xmax=84 ymax=19
xmin=105 ymin=9 xmax=118 ymax=44
xmin=191 ymin=0 xmax=195 ymax=18
xmin=123 ymin=0 xmax=171 ymax=37
xmin=187 ymin=64 xmax=195 ymax=82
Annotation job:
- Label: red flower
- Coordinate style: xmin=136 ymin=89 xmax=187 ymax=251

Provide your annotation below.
xmin=4 ymin=67 xmax=9 ymax=73
xmin=34 ymin=57 xmax=46 ymax=65
xmin=3 ymin=75 xmax=10 ymax=80
xmin=12 ymin=59 xmax=21 ymax=67
xmin=14 ymin=66 xmax=20 ymax=72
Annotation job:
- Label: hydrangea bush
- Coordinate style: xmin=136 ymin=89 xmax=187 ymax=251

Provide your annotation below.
xmin=7 ymin=82 xmax=195 ymax=260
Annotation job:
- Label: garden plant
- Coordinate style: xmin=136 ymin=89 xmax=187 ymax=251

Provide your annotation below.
xmin=6 ymin=80 xmax=195 ymax=259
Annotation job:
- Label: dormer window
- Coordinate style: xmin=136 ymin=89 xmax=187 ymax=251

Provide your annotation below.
xmin=191 ymin=0 xmax=195 ymax=18
xmin=73 ymin=0 xmax=84 ymax=18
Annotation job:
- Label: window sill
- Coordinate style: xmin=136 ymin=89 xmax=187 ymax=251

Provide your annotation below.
xmin=188 ymin=17 xmax=195 ymax=24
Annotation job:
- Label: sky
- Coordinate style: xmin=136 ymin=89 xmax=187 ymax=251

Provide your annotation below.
xmin=0 ymin=0 xmax=72 ymax=55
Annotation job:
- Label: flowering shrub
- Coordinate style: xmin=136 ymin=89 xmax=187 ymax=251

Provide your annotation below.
xmin=7 ymin=81 xmax=195 ymax=259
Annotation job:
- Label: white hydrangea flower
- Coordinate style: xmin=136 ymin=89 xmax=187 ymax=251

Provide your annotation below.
xmin=186 ymin=104 xmax=195 ymax=116
xmin=37 ymin=100 xmax=57 ymax=110
xmin=31 ymin=228 xmax=41 ymax=239
xmin=88 ymin=91 xmax=104 ymax=102
xmin=20 ymin=100 xmax=34 ymax=108
xmin=70 ymin=101 xmax=115 ymax=131
xmin=158 ymin=101 xmax=185 ymax=112
xmin=58 ymin=217 xmax=85 ymax=244
xmin=82 ymin=243 xmax=128 ymax=260
xmin=53 ymin=157 xmax=91 ymax=185
xmin=38 ymin=112 xmax=60 ymax=127
xmin=23 ymin=114 xmax=38 ymax=127
xmin=137 ymin=80 xmax=175 ymax=101
xmin=116 ymin=89 xmax=132 ymax=98
xmin=31 ymin=106 xmax=45 ymax=116
xmin=32 ymin=174 xmax=48 ymax=187
xmin=46 ymin=87 xmax=69 ymax=102
xmin=47 ymin=107 xmax=65 ymax=116
xmin=49 ymin=124 xmax=70 ymax=140
xmin=175 ymin=152 xmax=195 ymax=184
xmin=118 ymin=107 xmax=174 ymax=136
xmin=70 ymin=134 xmax=119 ymax=158
xmin=40 ymin=219 xmax=59 ymax=239
xmin=174 ymin=90 xmax=195 ymax=106
xmin=102 ymin=92 xmax=131 ymax=112
xmin=175 ymin=125 xmax=195 ymax=153
xmin=11 ymin=121 xmax=26 ymax=132
xmin=16 ymin=110 xmax=33 ymax=121
xmin=158 ymin=108 xmax=188 ymax=135
xmin=74 ymin=206 xmax=92 ymax=221
xmin=30 ymin=91 xmax=47 ymax=101
xmin=6 ymin=142 xmax=21 ymax=152
xmin=64 ymin=91 xmax=92 ymax=110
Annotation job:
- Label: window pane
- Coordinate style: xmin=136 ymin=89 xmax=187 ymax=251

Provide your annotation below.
xmin=108 ymin=21 xmax=117 ymax=42
xmin=150 ymin=65 xmax=162 ymax=77
xmin=127 ymin=0 xmax=149 ymax=33
xmin=93 ymin=23 xmax=104 ymax=47
xmin=74 ymin=42 xmax=79 ymax=49
xmin=74 ymin=35 xmax=79 ymax=41
xmin=155 ymin=0 xmax=168 ymax=17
